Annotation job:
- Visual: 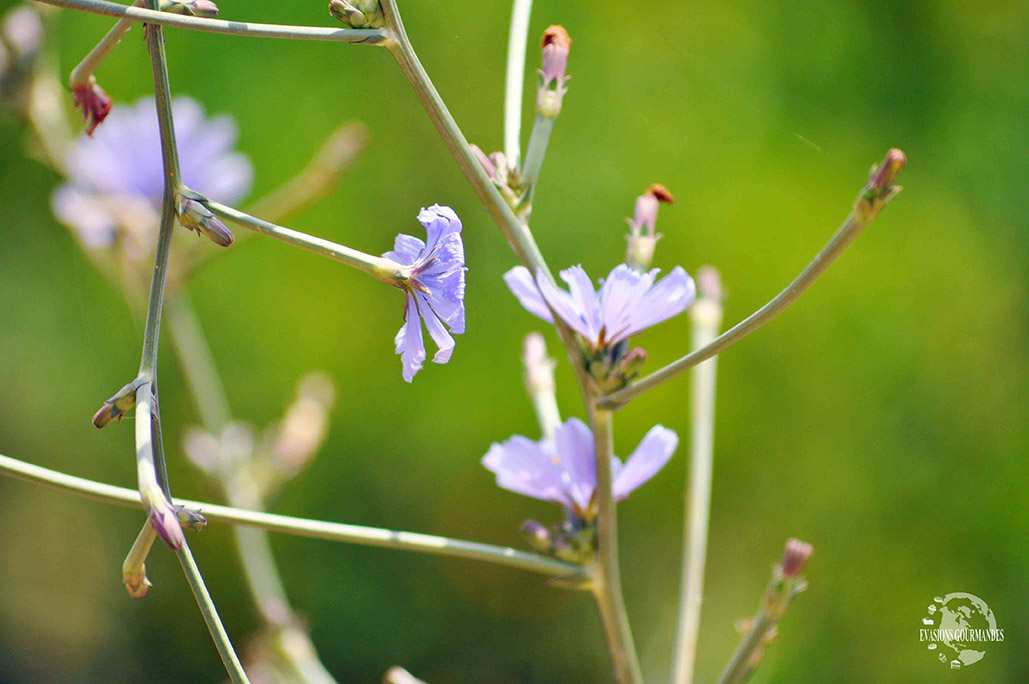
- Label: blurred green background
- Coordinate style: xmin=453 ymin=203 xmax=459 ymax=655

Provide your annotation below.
xmin=1 ymin=0 xmax=1027 ymax=681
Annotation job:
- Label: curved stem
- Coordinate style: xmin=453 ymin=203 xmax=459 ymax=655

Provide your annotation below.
xmin=670 ymin=298 xmax=722 ymax=684
xmin=599 ymin=209 xmax=877 ymax=409
xmin=31 ymin=0 xmax=390 ymax=43
xmin=589 ymin=408 xmax=643 ymax=684
xmin=0 ymin=453 xmax=586 ymax=579
xmin=68 ymin=0 xmax=142 ymax=90
xmin=503 ymin=0 xmax=533 ymax=165
xmin=206 ymin=200 xmax=404 ymax=286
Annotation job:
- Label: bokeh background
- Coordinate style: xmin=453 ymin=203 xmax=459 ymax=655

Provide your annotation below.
xmin=1 ymin=0 xmax=1027 ymax=681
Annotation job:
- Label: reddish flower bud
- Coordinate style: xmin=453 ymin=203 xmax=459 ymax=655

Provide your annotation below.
xmin=780 ymin=538 xmax=813 ymax=578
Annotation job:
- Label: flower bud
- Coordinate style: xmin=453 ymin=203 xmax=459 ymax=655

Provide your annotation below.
xmin=141 ymin=483 xmax=186 ymax=550
xmin=72 ymin=79 xmax=112 ymax=136
xmin=175 ymin=504 xmax=207 ymax=532
xmin=521 ymin=519 xmax=553 ymax=554
xmin=855 ymin=148 xmax=905 ymax=222
xmin=92 ymin=381 xmax=138 ymax=428
xmin=780 ymin=538 xmax=813 ymax=578
xmin=328 ymin=0 xmax=383 ymax=28
xmin=158 ymin=0 xmax=219 ymax=17
xmin=537 ymin=26 xmax=571 ymax=117
xmin=176 ymin=191 xmax=234 ymax=247
xmin=626 ymin=184 xmax=674 ymax=271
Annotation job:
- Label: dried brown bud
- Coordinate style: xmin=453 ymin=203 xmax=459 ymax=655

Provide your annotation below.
xmin=541 ymin=25 xmax=571 ymax=51
xmin=645 ymin=183 xmax=675 ymax=204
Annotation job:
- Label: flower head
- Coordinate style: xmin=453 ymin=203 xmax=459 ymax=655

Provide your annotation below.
xmin=505 ymin=263 xmax=695 ymax=352
xmin=52 ymin=96 xmax=252 ymax=255
xmin=384 ymin=205 xmax=466 ymax=382
xmin=71 ymin=79 xmax=112 ymax=136
xmin=158 ymin=0 xmax=219 ymax=17
xmin=482 ymin=418 xmax=678 ymax=520
xmin=627 ymin=184 xmax=674 ymax=271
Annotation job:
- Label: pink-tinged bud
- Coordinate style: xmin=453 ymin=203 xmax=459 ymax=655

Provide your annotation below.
xmin=175 ymin=505 xmax=207 ymax=532
xmin=72 ymin=80 xmax=113 ymax=136
xmin=872 ymin=148 xmax=906 ymax=191
xmin=92 ymin=382 xmax=138 ymax=428
xmin=780 ymin=538 xmax=813 ymax=578
xmin=632 ymin=183 xmax=675 ymax=235
xmin=538 ymin=26 xmax=571 ymax=117
xmin=176 ymin=192 xmax=234 ymax=247
xmin=151 ymin=504 xmax=185 ymax=550
xmin=521 ymin=519 xmax=553 ymax=553
xmin=469 ymin=144 xmax=495 ymax=177
xmin=158 ymin=0 xmax=219 ymax=17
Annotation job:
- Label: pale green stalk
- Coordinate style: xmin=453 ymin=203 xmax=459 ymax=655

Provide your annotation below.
xmin=670 ymin=295 xmax=723 ymax=684
xmin=589 ymin=408 xmax=643 ymax=684
xmin=503 ymin=0 xmax=533 ymax=165
xmin=715 ymin=609 xmax=774 ymax=684
xmin=68 ymin=0 xmax=142 ymax=90
xmin=31 ymin=0 xmax=390 ymax=43
xmin=520 ymin=113 xmax=554 ymax=192
xmin=0 ymin=453 xmax=586 ymax=578
xmin=205 ymin=200 xmax=405 ymax=287
xmin=138 ymin=10 xmax=248 ymax=680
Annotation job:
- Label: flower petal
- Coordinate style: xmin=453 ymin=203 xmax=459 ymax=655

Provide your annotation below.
xmin=482 ymin=436 xmax=571 ymax=508
xmin=504 ymin=266 xmax=554 ymax=323
xmin=394 ymin=294 xmax=425 ymax=382
xmin=553 ymin=417 xmax=597 ymax=512
xmin=560 ymin=266 xmax=601 ymax=341
xmin=415 ymin=294 xmax=456 ymax=364
xmin=384 ymin=233 xmax=425 ymax=265
xmin=419 ymin=204 xmax=462 ymax=255
xmin=624 ymin=266 xmax=695 ymax=338
xmin=535 ymin=270 xmax=594 ymax=339
xmin=612 ymin=425 xmax=678 ymax=500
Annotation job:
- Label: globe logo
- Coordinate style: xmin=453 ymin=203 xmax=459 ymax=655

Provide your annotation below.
xmin=919 ymin=593 xmax=1004 ymax=669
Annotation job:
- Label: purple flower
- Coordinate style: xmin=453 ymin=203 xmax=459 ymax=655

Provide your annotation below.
xmin=52 ymin=96 xmax=252 ymax=254
xmin=385 ymin=205 xmax=466 ymax=382
xmin=504 ymin=263 xmax=695 ymax=351
xmin=482 ymin=418 xmax=678 ymax=520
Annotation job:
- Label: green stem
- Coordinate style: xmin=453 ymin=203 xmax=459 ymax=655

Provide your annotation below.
xmin=715 ymin=609 xmax=774 ymax=684
xmin=0 ymin=453 xmax=586 ymax=579
xmin=598 ymin=209 xmax=880 ymax=410
xmin=589 ymin=408 xmax=643 ymax=684
xmin=521 ymin=113 xmax=554 ymax=193
xmin=503 ymin=0 xmax=533 ymax=165
xmin=32 ymin=0 xmax=390 ymax=43
xmin=670 ymin=297 xmax=722 ymax=684
xmin=176 ymin=543 xmax=251 ymax=684
xmin=68 ymin=0 xmax=142 ymax=89
xmin=206 ymin=201 xmax=405 ymax=286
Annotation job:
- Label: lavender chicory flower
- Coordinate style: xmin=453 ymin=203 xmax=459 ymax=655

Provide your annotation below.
xmin=52 ymin=96 xmax=252 ymax=256
xmin=482 ymin=417 xmax=678 ymax=520
xmin=504 ymin=263 xmax=695 ymax=352
xmin=385 ymin=205 xmax=466 ymax=382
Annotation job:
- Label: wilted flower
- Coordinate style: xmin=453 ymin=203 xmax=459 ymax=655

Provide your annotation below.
xmin=385 ymin=205 xmax=466 ymax=382
xmin=626 ymin=184 xmax=674 ymax=271
xmin=71 ymin=79 xmax=112 ymax=136
xmin=505 ymin=263 xmax=695 ymax=352
xmin=52 ymin=96 xmax=252 ymax=256
xmin=538 ymin=25 xmax=571 ymax=117
xmin=482 ymin=417 xmax=678 ymax=521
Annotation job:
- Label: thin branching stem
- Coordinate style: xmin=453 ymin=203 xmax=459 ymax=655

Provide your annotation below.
xmin=0 ymin=453 xmax=587 ymax=579
xmin=589 ymin=407 xmax=643 ymax=684
xmin=68 ymin=0 xmax=142 ymax=90
xmin=31 ymin=0 xmax=389 ymax=43
xmin=598 ymin=208 xmax=885 ymax=409
xmin=503 ymin=0 xmax=533 ymax=165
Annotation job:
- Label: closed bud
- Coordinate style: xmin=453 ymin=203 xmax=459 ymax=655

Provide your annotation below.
xmin=141 ymin=483 xmax=185 ymax=550
xmin=72 ymin=79 xmax=113 ymax=136
xmin=122 ymin=522 xmax=158 ymax=599
xmin=158 ymin=0 xmax=219 ymax=18
xmin=537 ymin=26 xmax=571 ymax=117
xmin=328 ymin=0 xmax=383 ymax=29
xmin=92 ymin=381 xmax=139 ymax=428
xmin=626 ymin=184 xmax=673 ymax=271
xmin=521 ymin=519 xmax=553 ymax=553
xmin=176 ymin=191 xmax=234 ymax=247
xmin=175 ymin=505 xmax=207 ymax=532
xmin=780 ymin=538 xmax=813 ymax=578
xmin=856 ymin=148 xmax=905 ymax=221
